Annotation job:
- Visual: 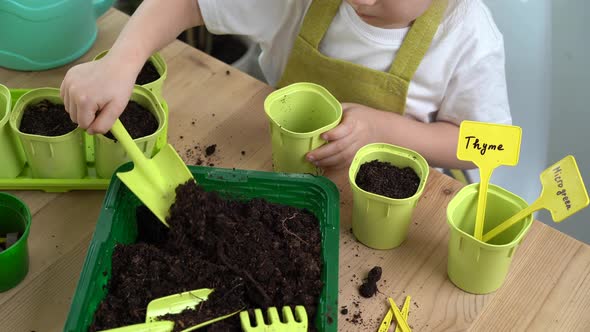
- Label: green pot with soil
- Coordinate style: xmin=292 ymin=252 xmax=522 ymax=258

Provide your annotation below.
xmin=94 ymin=86 xmax=167 ymax=179
xmin=0 ymin=192 xmax=31 ymax=292
xmin=447 ymin=183 xmax=533 ymax=294
xmin=9 ymin=88 xmax=87 ymax=179
xmin=0 ymin=84 xmax=26 ymax=178
xmin=349 ymin=143 xmax=429 ymax=249
xmin=264 ymin=82 xmax=342 ymax=175
xmin=93 ymin=50 xmax=167 ymax=99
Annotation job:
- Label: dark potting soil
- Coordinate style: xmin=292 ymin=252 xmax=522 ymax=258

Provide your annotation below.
xmin=105 ymin=101 xmax=158 ymax=140
xmin=359 ymin=266 xmax=382 ymax=298
xmin=136 ymin=61 xmax=160 ymax=85
xmin=19 ymin=100 xmax=77 ymax=136
xmin=90 ymin=180 xmax=323 ymax=332
xmin=356 ymin=160 xmax=420 ymax=199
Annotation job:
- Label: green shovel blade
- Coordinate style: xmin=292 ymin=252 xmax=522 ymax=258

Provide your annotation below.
xmin=111 ymin=120 xmax=194 ymax=226
xmin=146 ymin=288 xmax=243 ymax=332
xmin=98 ymin=321 xmax=174 ymax=332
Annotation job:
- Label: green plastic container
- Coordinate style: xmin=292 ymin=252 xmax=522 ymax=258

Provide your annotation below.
xmin=0 ymin=192 xmax=31 ymax=292
xmin=0 ymin=84 xmax=25 ymax=178
xmin=0 ymin=0 xmax=114 ymax=71
xmin=94 ymin=86 xmax=167 ymax=179
xmin=94 ymin=50 xmax=169 ymax=151
xmin=264 ymin=82 xmax=342 ymax=175
xmin=349 ymin=143 xmax=429 ymax=249
xmin=64 ymin=165 xmax=339 ymax=332
xmin=9 ymin=88 xmax=87 ymax=179
xmin=447 ymin=183 xmax=533 ymax=294
xmin=0 ymin=89 xmax=171 ymax=192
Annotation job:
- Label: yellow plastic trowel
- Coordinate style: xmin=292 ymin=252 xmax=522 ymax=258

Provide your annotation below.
xmin=456 ymin=121 xmax=522 ymax=240
xmin=483 ymin=155 xmax=589 ymax=242
xmin=110 ymin=119 xmax=194 ymax=227
xmin=99 ymin=288 xmax=242 ymax=332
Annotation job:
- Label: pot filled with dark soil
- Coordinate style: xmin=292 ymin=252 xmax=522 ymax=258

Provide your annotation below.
xmin=94 ymin=86 xmax=166 ymax=179
xmin=64 ymin=167 xmax=340 ymax=332
xmin=348 ymin=143 xmax=429 ymax=249
xmin=0 ymin=83 xmax=25 ymax=178
xmin=94 ymin=50 xmax=167 ymax=100
xmin=9 ymin=88 xmax=87 ymax=179
xmin=0 ymin=192 xmax=31 ymax=292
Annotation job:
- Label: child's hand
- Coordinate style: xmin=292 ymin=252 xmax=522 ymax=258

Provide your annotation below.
xmin=307 ymin=103 xmax=386 ymax=169
xmin=60 ymin=56 xmax=138 ymax=134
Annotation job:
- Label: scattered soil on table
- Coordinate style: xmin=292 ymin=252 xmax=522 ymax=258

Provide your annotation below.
xmin=19 ymin=100 xmax=77 ymax=136
xmin=136 ymin=61 xmax=160 ymax=85
xmin=356 ymin=160 xmax=420 ymax=199
xmin=90 ymin=180 xmax=324 ymax=332
xmin=183 ymin=143 xmax=220 ymax=166
xmin=359 ymin=266 xmax=382 ymax=298
xmin=205 ymin=144 xmax=217 ymax=156
xmin=104 ymin=101 xmax=158 ymax=140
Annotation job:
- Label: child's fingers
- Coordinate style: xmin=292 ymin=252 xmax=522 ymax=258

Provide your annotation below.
xmin=75 ymin=94 xmax=98 ymax=129
xmin=87 ymin=100 xmax=125 ymax=135
xmin=307 ymin=136 xmax=351 ymax=163
xmin=66 ymin=90 xmax=78 ymax=125
xmin=321 ymin=122 xmax=352 ymax=141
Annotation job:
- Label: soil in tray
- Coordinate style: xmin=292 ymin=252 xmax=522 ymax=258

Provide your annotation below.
xmin=356 ymin=160 xmax=420 ymax=199
xmin=90 ymin=181 xmax=323 ymax=332
xmin=19 ymin=100 xmax=77 ymax=136
xmin=136 ymin=60 xmax=160 ymax=85
xmin=104 ymin=101 xmax=158 ymax=140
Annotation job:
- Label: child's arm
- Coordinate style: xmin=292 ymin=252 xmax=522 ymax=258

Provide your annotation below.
xmin=60 ymin=0 xmax=204 ymax=134
xmin=306 ymin=103 xmax=476 ymax=170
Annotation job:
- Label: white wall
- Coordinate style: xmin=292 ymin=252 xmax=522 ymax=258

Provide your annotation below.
xmin=483 ymin=0 xmax=590 ymax=244
xmin=540 ymin=0 xmax=590 ymax=243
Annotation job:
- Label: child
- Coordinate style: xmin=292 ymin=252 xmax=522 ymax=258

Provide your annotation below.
xmin=60 ymin=0 xmax=510 ymax=171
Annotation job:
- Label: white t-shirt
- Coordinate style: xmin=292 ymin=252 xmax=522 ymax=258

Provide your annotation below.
xmin=199 ymin=0 xmax=511 ymax=126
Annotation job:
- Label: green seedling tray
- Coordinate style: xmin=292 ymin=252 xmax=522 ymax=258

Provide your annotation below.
xmin=0 ymin=89 xmax=169 ymax=192
xmin=64 ymin=164 xmax=340 ymax=332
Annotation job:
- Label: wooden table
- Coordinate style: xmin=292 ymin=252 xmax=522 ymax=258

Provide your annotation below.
xmin=1 ymin=9 xmax=589 ymax=332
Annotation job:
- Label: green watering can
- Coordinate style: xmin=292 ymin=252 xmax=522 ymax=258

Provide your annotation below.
xmin=0 ymin=0 xmax=114 ymax=71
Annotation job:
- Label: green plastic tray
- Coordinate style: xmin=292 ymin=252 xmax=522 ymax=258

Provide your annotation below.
xmin=0 ymin=89 xmax=169 ymax=192
xmin=64 ymin=164 xmax=340 ymax=332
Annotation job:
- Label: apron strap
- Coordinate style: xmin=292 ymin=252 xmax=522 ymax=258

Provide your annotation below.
xmin=389 ymin=0 xmax=448 ymax=81
xmin=299 ymin=0 xmax=341 ymax=48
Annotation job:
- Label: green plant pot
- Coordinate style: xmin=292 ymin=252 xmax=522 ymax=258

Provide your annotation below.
xmin=0 ymin=84 xmax=26 ymax=178
xmin=93 ymin=50 xmax=167 ymax=100
xmin=0 ymin=192 xmax=31 ymax=292
xmin=447 ymin=183 xmax=533 ymax=294
xmin=94 ymin=86 xmax=167 ymax=179
xmin=94 ymin=50 xmax=169 ymax=151
xmin=9 ymin=88 xmax=87 ymax=179
xmin=264 ymin=82 xmax=342 ymax=175
xmin=349 ymin=143 xmax=429 ymax=249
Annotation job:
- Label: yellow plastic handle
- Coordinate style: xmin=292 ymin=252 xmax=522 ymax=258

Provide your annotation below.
xmin=388 ymin=298 xmax=411 ymax=332
xmin=378 ymin=296 xmax=411 ymax=332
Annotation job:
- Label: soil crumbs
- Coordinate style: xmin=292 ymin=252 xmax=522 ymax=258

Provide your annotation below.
xmin=90 ymin=180 xmax=323 ymax=332
xmin=104 ymin=101 xmax=158 ymax=140
xmin=356 ymin=160 xmax=420 ymax=199
xmin=184 ymin=143 xmax=220 ymax=166
xmin=136 ymin=61 xmax=160 ymax=85
xmin=19 ymin=100 xmax=77 ymax=136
